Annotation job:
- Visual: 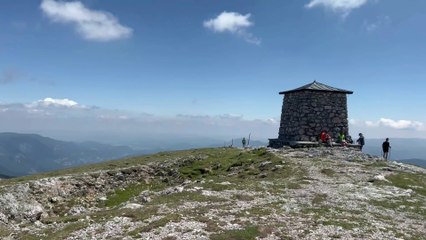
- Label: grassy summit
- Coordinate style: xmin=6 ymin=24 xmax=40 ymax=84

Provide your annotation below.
xmin=0 ymin=147 xmax=425 ymax=239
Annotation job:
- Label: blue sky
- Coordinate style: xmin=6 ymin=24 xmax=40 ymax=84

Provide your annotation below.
xmin=1 ymin=0 xmax=425 ymax=143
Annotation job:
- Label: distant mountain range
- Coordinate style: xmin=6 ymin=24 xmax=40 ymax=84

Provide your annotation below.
xmin=0 ymin=133 xmax=135 ymax=177
xmin=397 ymin=159 xmax=426 ymax=168
xmin=1 ymin=133 xmax=425 ymax=178
xmin=362 ymin=138 xmax=426 ymax=168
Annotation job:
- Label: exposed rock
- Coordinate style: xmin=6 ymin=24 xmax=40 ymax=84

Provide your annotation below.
xmin=122 ymin=203 xmax=143 ymax=209
xmin=0 ymin=147 xmax=424 ymax=239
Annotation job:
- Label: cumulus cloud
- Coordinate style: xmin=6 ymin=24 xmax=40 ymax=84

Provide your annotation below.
xmin=349 ymin=118 xmax=426 ymax=138
xmin=305 ymin=0 xmax=369 ymax=17
xmin=203 ymin=11 xmax=261 ymax=45
xmin=40 ymin=0 xmax=133 ymax=41
xmin=366 ymin=118 xmax=424 ymax=130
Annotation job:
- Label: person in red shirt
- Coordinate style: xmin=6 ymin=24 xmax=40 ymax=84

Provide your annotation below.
xmin=320 ymin=130 xmax=332 ymax=146
xmin=320 ymin=130 xmax=327 ymax=143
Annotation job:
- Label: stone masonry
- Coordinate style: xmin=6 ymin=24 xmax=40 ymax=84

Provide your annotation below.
xmin=269 ymin=81 xmax=353 ymax=148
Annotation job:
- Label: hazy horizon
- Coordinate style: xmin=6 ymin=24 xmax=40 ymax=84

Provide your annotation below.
xmin=1 ymin=0 xmax=425 ymax=143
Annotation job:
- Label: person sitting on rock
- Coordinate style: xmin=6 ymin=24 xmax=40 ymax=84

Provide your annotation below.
xmin=325 ymin=133 xmax=332 ymax=147
xmin=320 ymin=130 xmax=332 ymax=147
xmin=346 ymin=135 xmax=353 ymax=144
xmin=320 ymin=130 xmax=327 ymax=143
xmin=337 ymin=131 xmax=347 ymax=146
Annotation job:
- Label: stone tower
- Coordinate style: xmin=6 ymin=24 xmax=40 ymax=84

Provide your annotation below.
xmin=269 ymin=81 xmax=353 ymax=148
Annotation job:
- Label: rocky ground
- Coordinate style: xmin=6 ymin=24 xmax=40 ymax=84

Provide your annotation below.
xmin=0 ymin=147 xmax=425 ymax=239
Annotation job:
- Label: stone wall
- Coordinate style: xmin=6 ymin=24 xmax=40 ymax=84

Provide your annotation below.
xmin=276 ymin=91 xmax=349 ymax=143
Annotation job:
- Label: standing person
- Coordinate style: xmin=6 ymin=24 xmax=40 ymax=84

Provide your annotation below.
xmin=382 ymin=138 xmax=391 ymax=160
xmin=242 ymin=137 xmax=246 ymax=148
xmin=356 ymin=133 xmax=365 ymax=151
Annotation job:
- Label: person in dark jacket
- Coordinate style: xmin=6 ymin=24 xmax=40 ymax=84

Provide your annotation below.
xmin=356 ymin=133 xmax=365 ymax=151
xmin=382 ymin=138 xmax=391 ymax=160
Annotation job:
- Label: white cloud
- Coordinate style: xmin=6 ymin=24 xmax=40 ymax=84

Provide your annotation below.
xmin=349 ymin=118 xmax=426 ymax=139
xmin=40 ymin=0 xmax=132 ymax=41
xmin=0 ymin=99 xmax=278 ymax=142
xmin=364 ymin=15 xmax=391 ymax=32
xmin=353 ymin=118 xmax=424 ymax=130
xmin=27 ymin=97 xmax=82 ymax=108
xmin=203 ymin=11 xmax=261 ymax=45
xmin=305 ymin=0 xmax=369 ymax=17
xmin=204 ymin=12 xmax=252 ymax=33
xmin=377 ymin=118 xmax=423 ymax=130
xmin=97 ymin=114 xmax=129 ymax=120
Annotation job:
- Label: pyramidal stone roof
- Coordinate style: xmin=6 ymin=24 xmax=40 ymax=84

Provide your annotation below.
xmin=279 ymin=81 xmax=353 ymax=94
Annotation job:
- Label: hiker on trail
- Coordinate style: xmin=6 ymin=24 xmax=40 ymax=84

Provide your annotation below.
xmin=242 ymin=137 xmax=246 ymax=148
xmin=356 ymin=133 xmax=365 ymax=151
xmin=337 ymin=131 xmax=347 ymax=146
xmin=382 ymin=138 xmax=391 ymax=160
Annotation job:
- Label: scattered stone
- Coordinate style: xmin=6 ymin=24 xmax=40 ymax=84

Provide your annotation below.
xmin=68 ymin=206 xmax=87 ymax=216
xmin=259 ymin=161 xmax=272 ymax=169
xmin=98 ymin=196 xmax=107 ymax=201
xmin=272 ymin=165 xmax=284 ymax=171
xmin=373 ymin=175 xmax=390 ymax=182
xmin=218 ymin=181 xmax=232 ymax=185
xmin=122 ymin=203 xmax=143 ymax=209
xmin=0 ymin=147 xmax=424 ymax=239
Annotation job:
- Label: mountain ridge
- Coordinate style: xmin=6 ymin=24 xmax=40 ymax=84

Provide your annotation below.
xmin=0 ymin=147 xmax=424 ymax=239
xmin=0 ymin=132 xmax=135 ymax=176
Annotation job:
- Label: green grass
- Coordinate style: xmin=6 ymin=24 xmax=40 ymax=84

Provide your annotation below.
xmin=0 ymin=225 xmax=12 ymax=238
xmin=17 ymin=221 xmax=89 ymax=240
xmin=41 ymin=214 xmax=81 ymax=224
xmin=210 ymin=226 xmax=260 ymax=240
xmin=147 ymin=190 xmax=226 ymax=208
xmin=245 ymin=207 xmax=273 ymax=218
xmin=178 ymin=148 xmax=286 ymax=179
xmin=300 ymin=206 xmax=331 ymax=217
xmin=51 ymin=197 xmax=79 ymax=216
xmin=320 ymin=168 xmax=336 ymax=177
xmin=369 ymin=198 xmax=426 ymax=217
xmin=321 ymin=219 xmax=358 ymax=230
xmin=386 ymin=172 xmax=426 ymax=196
xmin=0 ymin=147 xmax=299 ymax=188
xmin=312 ymin=193 xmax=327 ymax=205
xmin=104 ymin=181 xmax=166 ymax=207
xmin=364 ymin=161 xmax=389 ymax=169
xmin=129 ymin=214 xmax=181 ymax=236
xmin=44 ymin=221 xmax=89 ymax=239
xmin=0 ymin=148 xmax=222 ymax=186
xmin=3 ymin=146 xmax=425 ymax=239
xmin=233 ymin=194 xmax=255 ymax=201
xmin=200 ymin=180 xmax=237 ymax=191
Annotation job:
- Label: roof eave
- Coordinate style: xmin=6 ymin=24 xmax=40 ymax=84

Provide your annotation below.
xmin=279 ymin=89 xmax=353 ymax=95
